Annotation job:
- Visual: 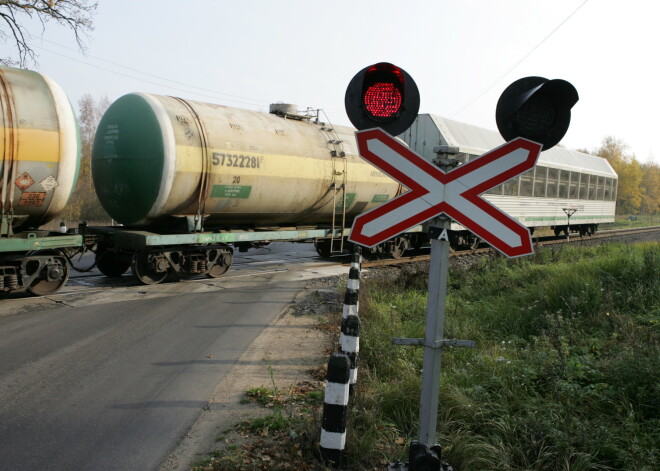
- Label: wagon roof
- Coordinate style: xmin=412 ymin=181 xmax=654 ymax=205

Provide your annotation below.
xmin=407 ymin=115 xmax=617 ymax=178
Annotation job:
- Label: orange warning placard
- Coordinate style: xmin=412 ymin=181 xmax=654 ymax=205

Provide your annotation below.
xmin=15 ymin=172 xmax=35 ymax=191
xmin=18 ymin=192 xmax=46 ymax=207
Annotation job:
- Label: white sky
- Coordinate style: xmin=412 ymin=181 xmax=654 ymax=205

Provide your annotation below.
xmin=8 ymin=0 xmax=659 ymax=162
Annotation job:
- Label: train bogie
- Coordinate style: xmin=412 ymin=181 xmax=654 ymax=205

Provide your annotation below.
xmin=128 ymin=245 xmax=233 ymax=284
xmin=84 ymin=225 xmax=336 ymax=285
xmin=0 ymin=231 xmax=81 ymax=295
xmin=552 ymin=224 xmax=597 ymax=237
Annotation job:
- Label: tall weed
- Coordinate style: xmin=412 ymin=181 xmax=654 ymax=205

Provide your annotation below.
xmin=348 ymin=242 xmax=659 ymax=470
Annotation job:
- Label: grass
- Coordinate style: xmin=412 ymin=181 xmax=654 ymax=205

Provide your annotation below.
xmin=191 ymin=373 xmax=328 ymax=471
xmin=601 ymin=214 xmax=660 ymax=229
xmin=346 ymin=242 xmax=659 ymax=470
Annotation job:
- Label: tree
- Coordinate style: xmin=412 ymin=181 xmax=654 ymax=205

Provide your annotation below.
xmin=595 ymin=136 xmax=644 ymax=214
xmin=640 ymin=161 xmax=660 ymax=215
xmin=0 ymin=0 xmax=97 ymax=66
xmin=60 ymin=93 xmax=110 ymax=223
xmin=79 ymin=92 xmax=109 ymax=163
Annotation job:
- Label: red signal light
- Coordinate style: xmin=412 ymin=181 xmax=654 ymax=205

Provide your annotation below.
xmin=345 ymin=62 xmax=420 ymax=135
xmin=364 ymin=82 xmax=403 ymax=119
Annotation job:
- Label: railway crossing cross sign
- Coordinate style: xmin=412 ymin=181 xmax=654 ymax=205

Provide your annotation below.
xmin=344 ymin=64 xmax=579 ymax=467
xmin=348 ymin=128 xmax=543 ymax=258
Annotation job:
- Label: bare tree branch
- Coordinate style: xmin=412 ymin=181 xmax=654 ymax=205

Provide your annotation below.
xmin=0 ymin=0 xmax=97 ymax=67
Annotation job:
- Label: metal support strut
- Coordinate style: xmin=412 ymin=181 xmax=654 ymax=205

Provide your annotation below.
xmin=388 ymin=146 xmax=472 ymax=471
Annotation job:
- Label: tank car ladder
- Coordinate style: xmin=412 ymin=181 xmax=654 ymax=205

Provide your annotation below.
xmin=318 ymin=120 xmax=347 ymax=255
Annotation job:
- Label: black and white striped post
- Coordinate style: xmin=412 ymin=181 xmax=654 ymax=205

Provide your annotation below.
xmin=341 ymin=249 xmax=361 ymax=386
xmin=339 ymin=314 xmax=360 ymax=387
xmin=342 ymin=250 xmax=361 ymax=318
xmin=347 ymin=250 xmax=361 ymax=290
xmin=320 ymin=353 xmax=351 ymax=467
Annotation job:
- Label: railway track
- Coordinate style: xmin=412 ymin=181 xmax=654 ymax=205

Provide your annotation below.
xmin=356 ymin=225 xmax=660 ymax=269
xmin=0 ymin=245 xmax=335 ymax=305
xmin=41 ymin=226 xmax=660 ymax=282
xmin=3 ymin=226 xmax=657 ymax=305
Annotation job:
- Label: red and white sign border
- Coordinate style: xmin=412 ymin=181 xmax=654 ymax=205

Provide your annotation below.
xmin=348 ymin=129 xmax=543 ymax=258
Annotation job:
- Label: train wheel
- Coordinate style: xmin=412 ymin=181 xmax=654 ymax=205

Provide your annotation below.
xmin=469 ymin=235 xmax=481 ymax=250
xmin=314 ymin=240 xmax=332 ymax=258
xmin=96 ymin=247 xmax=131 ymax=277
xmin=207 ymin=251 xmax=232 ymax=278
xmin=389 ymin=237 xmax=407 ymax=259
xmin=26 ymin=250 xmax=70 ymax=296
xmin=131 ymin=251 xmax=168 ymax=285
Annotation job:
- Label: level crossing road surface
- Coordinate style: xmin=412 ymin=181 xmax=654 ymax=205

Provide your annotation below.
xmin=0 ymin=243 xmax=343 ymax=471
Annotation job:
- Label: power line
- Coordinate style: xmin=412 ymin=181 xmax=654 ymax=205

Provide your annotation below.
xmin=31 ymin=37 xmax=270 ymax=107
xmin=449 ymin=0 xmax=589 ymax=118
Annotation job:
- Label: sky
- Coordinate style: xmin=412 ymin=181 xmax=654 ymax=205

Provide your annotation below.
xmin=6 ymin=0 xmax=659 ymax=162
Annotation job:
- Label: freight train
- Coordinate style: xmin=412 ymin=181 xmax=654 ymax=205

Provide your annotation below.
xmin=0 ymin=65 xmax=618 ymax=295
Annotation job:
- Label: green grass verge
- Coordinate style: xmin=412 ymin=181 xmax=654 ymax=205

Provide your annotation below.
xmin=348 ymin=242 xmax=659 ymax=471
xmin=601 ymin=214 xmax=660 ymax=229
xmin=191 ymin=379 xmax=328 ymax=471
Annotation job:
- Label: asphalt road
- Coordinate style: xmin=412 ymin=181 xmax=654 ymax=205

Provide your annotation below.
xmin=0 ymin=244 xmax=342 ymax=471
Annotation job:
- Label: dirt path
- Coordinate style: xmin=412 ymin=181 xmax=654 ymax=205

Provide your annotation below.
xmin=160 ymin=278 xmax=341 ymax=471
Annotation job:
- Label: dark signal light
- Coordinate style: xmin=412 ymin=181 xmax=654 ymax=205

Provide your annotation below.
xmin=496 ymin=76 xmax=578 ymax=150
xmin=345 ymin=62 xmax=420 ymax=136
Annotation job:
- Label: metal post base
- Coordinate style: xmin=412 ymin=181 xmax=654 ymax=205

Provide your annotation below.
xmin=387 ymin=441 xmax=453 ymax=471
xmin=387 ymin=461 xmax=453 ymax=471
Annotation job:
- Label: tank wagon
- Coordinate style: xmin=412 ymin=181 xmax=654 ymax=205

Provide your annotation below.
xmin=400 ymin=115 xmax=617 ymax=249
xmin=89 ymin=95 xmax=419 ymax=284
xmin=0 ymin=66 xmax=83 ymax=295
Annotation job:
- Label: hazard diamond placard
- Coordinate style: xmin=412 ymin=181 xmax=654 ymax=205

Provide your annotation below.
xmin=348 ymin=129 xmax=542 ymax=258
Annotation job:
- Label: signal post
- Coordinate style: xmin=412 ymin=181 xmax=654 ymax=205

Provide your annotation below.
xmin=344 ymin=62 xmax=578 ymax=471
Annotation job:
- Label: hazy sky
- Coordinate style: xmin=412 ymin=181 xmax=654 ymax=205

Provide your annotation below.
xmin=11 ymin=0 xmax=659 ymax=162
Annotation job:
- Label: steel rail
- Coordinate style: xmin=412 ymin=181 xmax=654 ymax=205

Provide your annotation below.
xmin=357 ymin=226 xmax=660 ymax=269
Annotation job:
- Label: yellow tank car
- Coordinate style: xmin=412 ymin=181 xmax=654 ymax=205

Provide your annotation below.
xmin=92 ymin=95 xmax=402 ymax=230
xmin=0 ymin=66 xmax=80 ymax=231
